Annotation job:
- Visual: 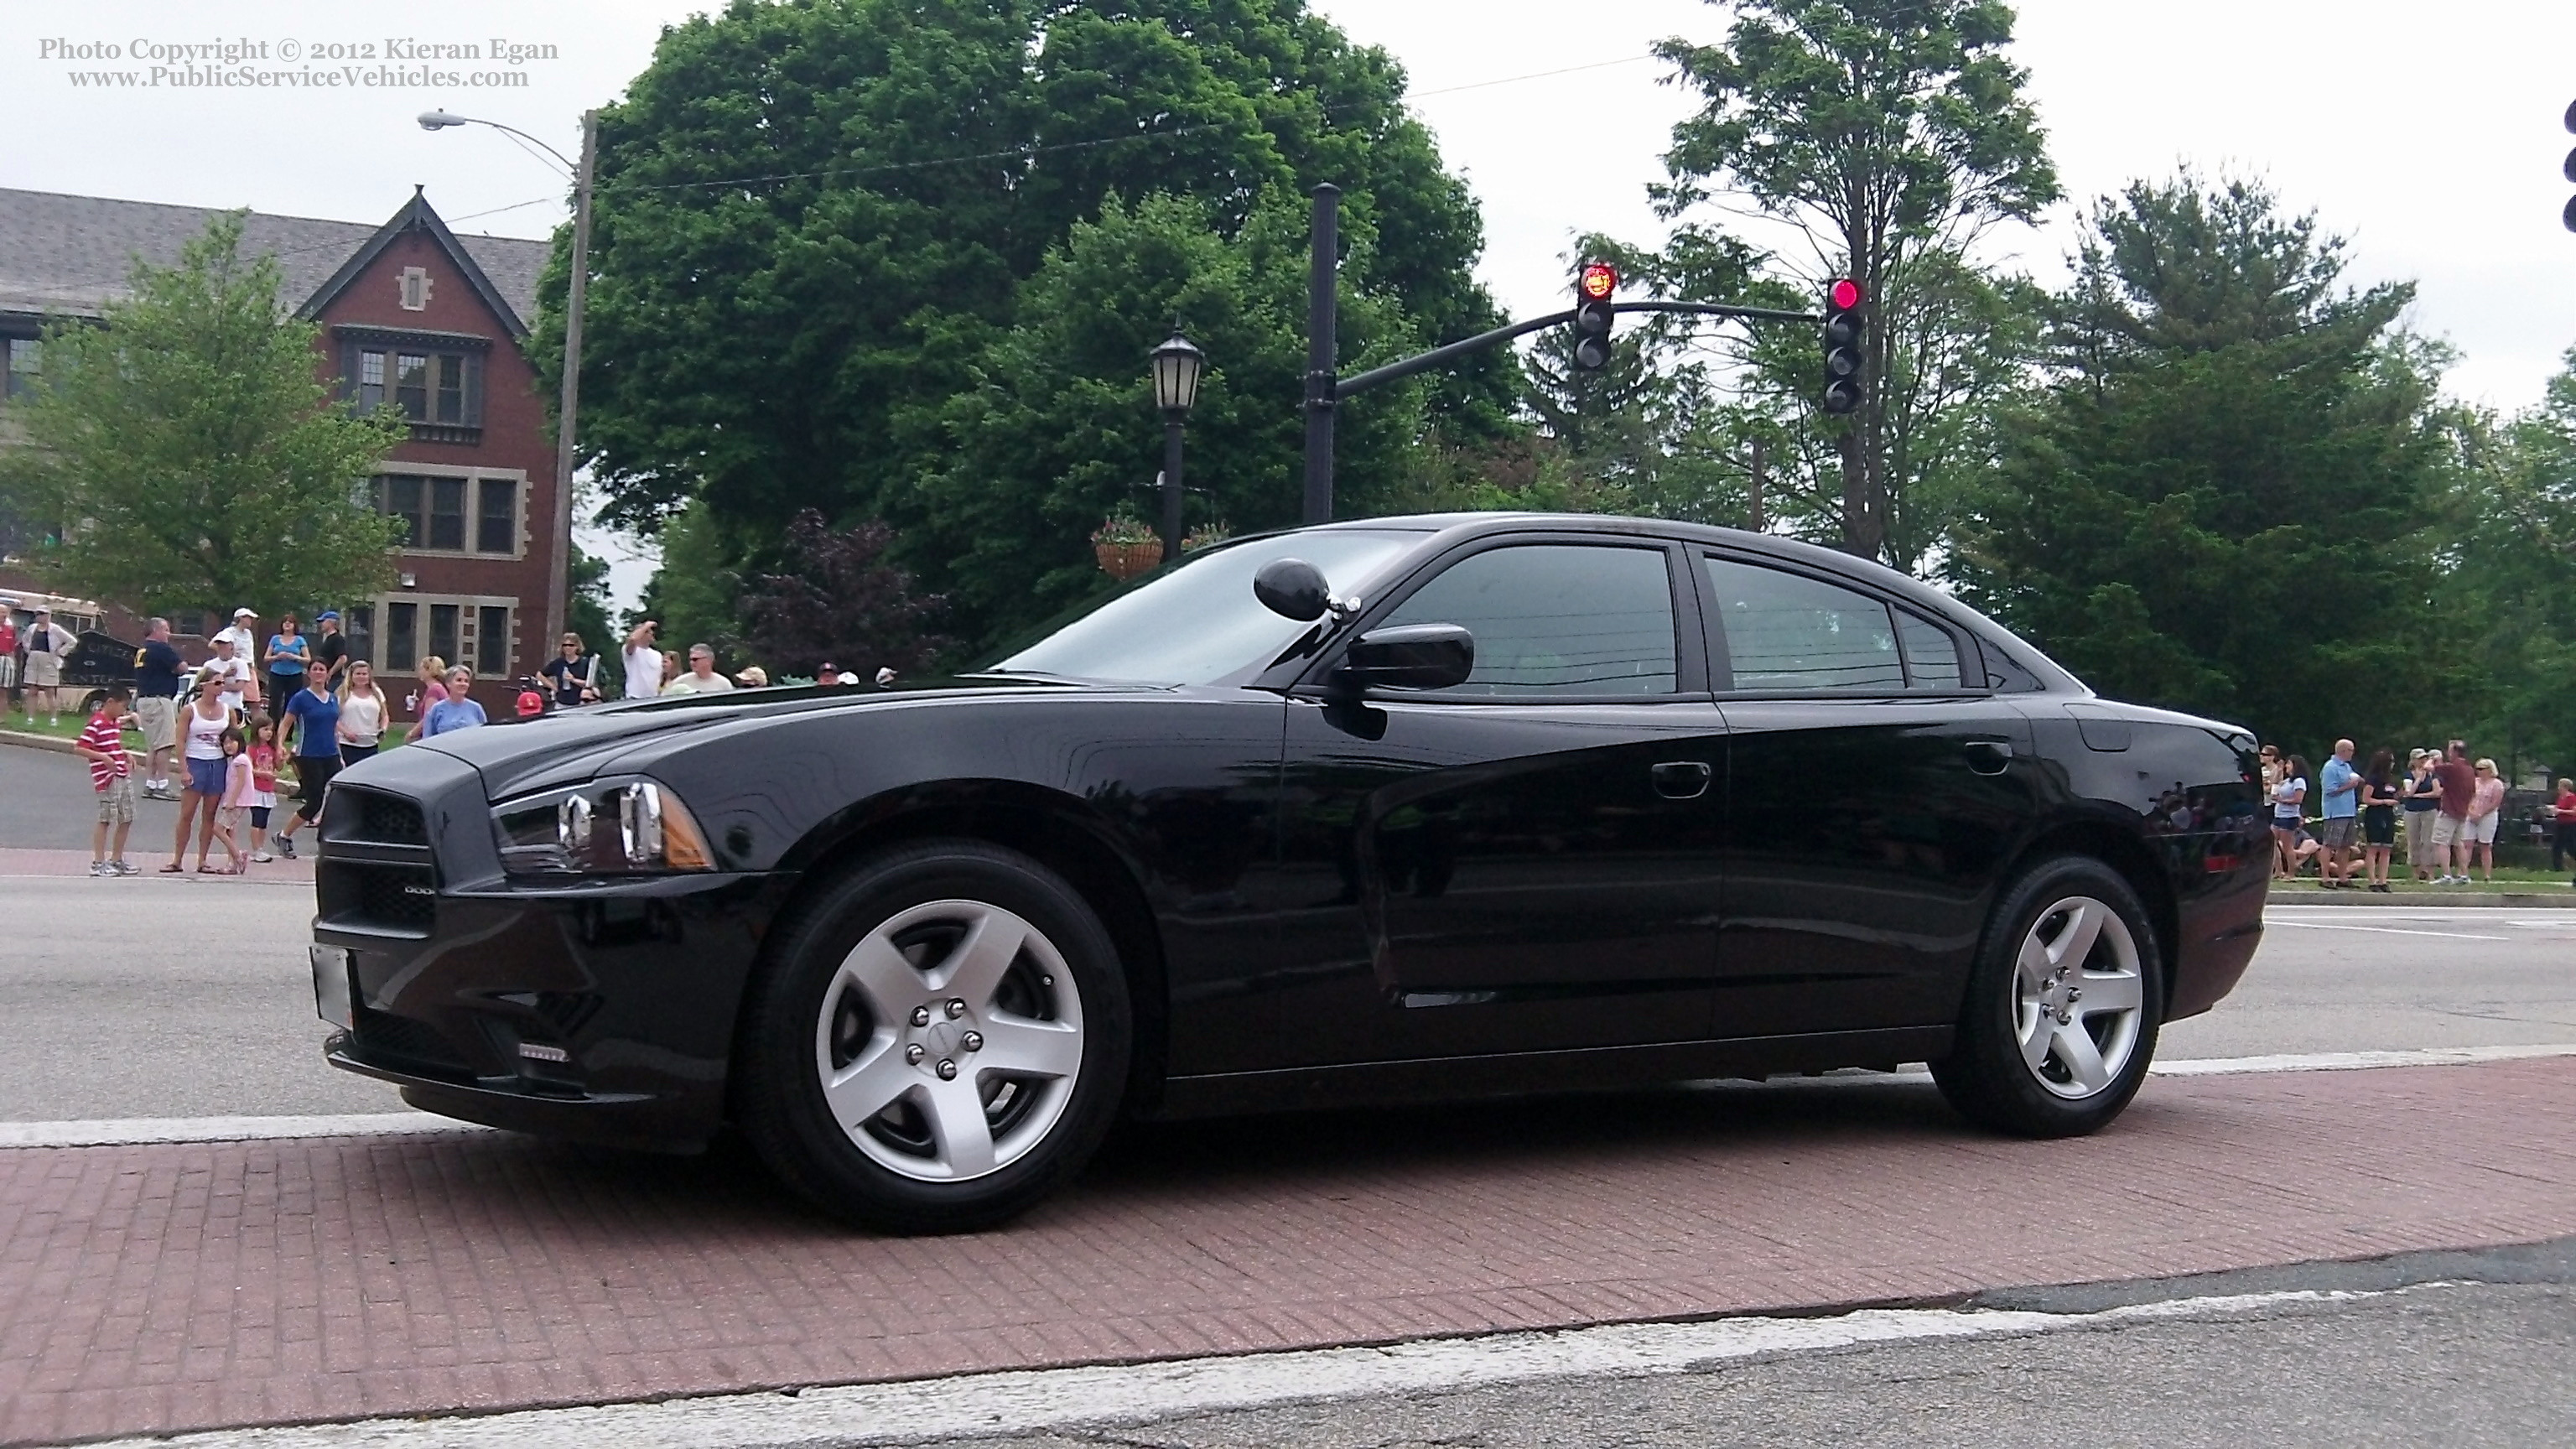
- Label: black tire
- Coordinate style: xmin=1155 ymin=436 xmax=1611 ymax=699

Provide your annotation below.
xmin=1931 ymin=855 xmax=2163 ymax=1138
xmin=735 ymin=840 xmax=1132 ymax=1233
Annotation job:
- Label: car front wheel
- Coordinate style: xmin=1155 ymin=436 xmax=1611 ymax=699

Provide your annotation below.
xmin=736 ymin=841 xmax=1132 ymax=1233
xmin=1931 ymin=855 xmax=2162 ymax=1138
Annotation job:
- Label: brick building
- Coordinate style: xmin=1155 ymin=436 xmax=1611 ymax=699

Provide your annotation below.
xmin=0 ymin=186 xmax=554 ymax=711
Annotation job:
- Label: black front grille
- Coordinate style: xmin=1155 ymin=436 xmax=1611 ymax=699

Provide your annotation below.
xmin=318 ymin=860 xmax=439 ymax=934
xmin=351 ymin=1003 xmax=472 ymax=1075
xmin=325 ymin=788 xmax=428 ymax=847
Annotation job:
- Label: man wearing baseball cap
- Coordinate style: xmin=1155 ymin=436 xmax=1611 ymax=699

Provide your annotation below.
xmin=312 ymin=610 xmax=349 ymax=689
xmin=212 ymin=608 xmax=262 ymax=714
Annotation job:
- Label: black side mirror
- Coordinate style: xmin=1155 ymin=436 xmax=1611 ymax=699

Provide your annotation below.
xmin=1344 ymin=623 xmax=1474 ymax=691
xmin=1254 ymin=557 xmax=1331 ymax=621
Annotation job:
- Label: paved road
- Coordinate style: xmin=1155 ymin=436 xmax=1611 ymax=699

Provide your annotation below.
xmin=945 ymin=1244 xmax=2576 ymax=1449
xmin=0 ymin=868 xmax=2570 ymax=1121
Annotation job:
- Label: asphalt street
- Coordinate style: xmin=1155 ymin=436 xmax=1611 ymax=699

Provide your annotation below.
xmin=937 ymin=1249 xmax=2576 ymax=1449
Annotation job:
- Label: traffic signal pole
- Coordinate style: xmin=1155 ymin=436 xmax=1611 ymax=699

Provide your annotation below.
xmin=1301 ymin=185 xmax=1341 ymax=526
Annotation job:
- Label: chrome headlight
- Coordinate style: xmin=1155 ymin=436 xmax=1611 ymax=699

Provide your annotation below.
xmin=492 ymin=777 xmax=714 ymax=876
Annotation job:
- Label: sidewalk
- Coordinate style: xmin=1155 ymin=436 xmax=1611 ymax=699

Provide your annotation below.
xmin=3 ymin=1057 xmax=2571 ymax=1444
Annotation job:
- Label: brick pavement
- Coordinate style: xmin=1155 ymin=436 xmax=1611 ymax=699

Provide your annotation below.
xmin=4 ymin=1058 xmax=2574 ymax=1445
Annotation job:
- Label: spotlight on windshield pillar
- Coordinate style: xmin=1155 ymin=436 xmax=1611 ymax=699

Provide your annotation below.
xmin=1820 ymin=277 xmax=1865 ymax=415
xmin=1571 ymin=262 xmax=1618 ymax=372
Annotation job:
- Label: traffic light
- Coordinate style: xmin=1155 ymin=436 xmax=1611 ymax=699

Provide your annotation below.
xmin=1820 ymin=276 xmax=1864 ymax=414
xmin=2563 ymin=98 xmax=2576 ymax=234
xmin=1571 ymin=262 xmax=1618 ymax=371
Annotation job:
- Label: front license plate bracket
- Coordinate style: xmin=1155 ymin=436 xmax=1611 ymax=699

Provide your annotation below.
xmin=310 ymin=944 xmax=355 ymax=1029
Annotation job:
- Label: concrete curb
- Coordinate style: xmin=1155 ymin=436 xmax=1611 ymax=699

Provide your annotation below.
xmin=2266 ymin=887 xmax=2576 ymax=908
xmin=0 ymin=726 xmax=146 ymax=765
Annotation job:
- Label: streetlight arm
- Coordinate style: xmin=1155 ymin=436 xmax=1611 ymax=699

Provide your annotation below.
xmin=418 ymin=110 xmax=578 ymax=171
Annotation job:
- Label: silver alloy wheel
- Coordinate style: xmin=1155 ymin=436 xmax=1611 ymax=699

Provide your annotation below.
xmin=2012 ymin=895 xmax=2146 ymax=1100
xmin=813 ymin=898 xmax=1086 ymax=1182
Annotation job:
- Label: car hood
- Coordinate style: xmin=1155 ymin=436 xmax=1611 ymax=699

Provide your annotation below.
xmin=412 ymin=674 xmax=1124 ymax=799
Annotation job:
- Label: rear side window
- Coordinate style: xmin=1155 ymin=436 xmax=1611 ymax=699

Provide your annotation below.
xmin=1897 ymin=610 xmax=1965 ymax=690
xmin=1703 ymin=558 xmax=1903 ymax=693
xmin=1379 ymin=543 xmax=1678 ymax=696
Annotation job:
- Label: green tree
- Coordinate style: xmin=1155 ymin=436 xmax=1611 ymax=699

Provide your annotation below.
xmin=2433 ymin=351 xmax=2576 ymax=779
xmin=1654 ymin=0 xmax=2057 ymax=565
xmin=0 ymin=212 xmax=403 ymax=614
xmin=558 ymin=0 xmax=1514 ymax=647
xmin=1957 ymin=174 xmax=2446 ymax=752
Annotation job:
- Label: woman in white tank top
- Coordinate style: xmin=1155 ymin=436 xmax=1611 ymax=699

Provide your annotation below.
xmin=166 ymin=669 xmax=236 ymax=873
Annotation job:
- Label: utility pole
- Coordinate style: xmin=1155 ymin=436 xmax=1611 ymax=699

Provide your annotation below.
xmin=544 ymin=109 xmax=598 ymax=652
xmin=1301 ymin=184 xmax=1339 ymax=526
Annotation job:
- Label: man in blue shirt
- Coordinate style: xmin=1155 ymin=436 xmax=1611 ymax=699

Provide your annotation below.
xmin=2318 ymin=738 xmax=2360 ymax=888
xmin=132 ymin=616 xmax=186 ymax=799
xmin=271 ymin=662 xmax=343 ymax=860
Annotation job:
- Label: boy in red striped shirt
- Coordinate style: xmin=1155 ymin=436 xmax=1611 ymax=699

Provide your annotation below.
xmin=76 ymin=687 xmax=138 ymax=877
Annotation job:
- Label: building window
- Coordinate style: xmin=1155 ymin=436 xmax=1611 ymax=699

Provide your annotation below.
xmin=172 ymin=610 xmax=208 ymax=639
xmin=477 ymin=606 xmax=512 ymax=676
xmin=428 ymin=603 xmax=460 ymax=668
xmin=372 ymin=472 xmax=520 ymax=555
xmin=345 ymin=605 xmax=374 ymax=668
xmin=341 ymin=342 xmax=482 ymax=434
xmin=475 ymin=479 xmax=517 ymax=554
xmin=428 ymin=477 xmax=468 ymax=551
xmin=384 ymin=601 xmax=418 ymax=671
xmin=399 ymin=266 xmax=433 ymax=311
xmin=3 ymin=338 xmax=38 ymax=398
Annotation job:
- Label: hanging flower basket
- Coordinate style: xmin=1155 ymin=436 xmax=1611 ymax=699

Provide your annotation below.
xmin=1092 ymin=513 xmax=1162 ymax=582
xmin=1181 ymin=519 xmax=1232 ymax=555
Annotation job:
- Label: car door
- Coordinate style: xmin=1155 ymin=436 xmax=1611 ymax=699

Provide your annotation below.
xmin=1269 ymin=536 xmax=1731 ymax=1065
xmin=1698 ymin=552 xmax=2037 ymax=1037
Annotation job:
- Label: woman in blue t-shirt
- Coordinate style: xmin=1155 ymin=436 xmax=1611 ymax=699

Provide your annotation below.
xmin=421 ymin=666 xmax=488 ymax=737
xmin=263 ymin=616 xmax=310 ymax=709
xmin=269 ymin=662 xmax=344 ymax=860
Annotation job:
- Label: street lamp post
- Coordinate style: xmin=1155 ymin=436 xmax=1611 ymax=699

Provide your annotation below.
xmin=1148 ymin=329 xmax=1206 ymax=564
xmin=419 ymin=106 xmax=596 ymax=653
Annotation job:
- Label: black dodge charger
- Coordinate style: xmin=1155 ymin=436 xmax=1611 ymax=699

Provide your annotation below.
xmin=309 ymin=514 xmax=2268 ymax=1232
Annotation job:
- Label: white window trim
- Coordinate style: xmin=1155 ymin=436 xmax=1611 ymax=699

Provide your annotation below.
xmin=371 ymin=465 xmax=529 ymax=560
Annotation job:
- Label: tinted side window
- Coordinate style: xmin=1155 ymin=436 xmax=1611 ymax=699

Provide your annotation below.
xmin=1897 ymin=610 xmax=1964 ymax=690
xmin=1704 ymin=557 xmax=1903 ymax=693
xmin=1380 ymin=543 xmax=1677 ymax=696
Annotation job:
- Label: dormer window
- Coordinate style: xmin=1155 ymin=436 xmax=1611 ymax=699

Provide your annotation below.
xmin=398 ymin=266 xmax=433 ymax=311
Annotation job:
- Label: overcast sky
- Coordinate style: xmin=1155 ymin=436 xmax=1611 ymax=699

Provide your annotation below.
xmin=8 ymin=1 xmax=2573 ymax=605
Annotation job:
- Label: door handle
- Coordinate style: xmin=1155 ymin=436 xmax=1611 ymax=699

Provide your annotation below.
xmin=1963 ymin=739 xmax=2013 ymax=776
xmin=1651 ymin=761 xmax=1713 ymax=800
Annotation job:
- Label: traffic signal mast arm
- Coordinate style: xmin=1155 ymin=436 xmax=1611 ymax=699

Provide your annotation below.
xmin=1331 ymin=299 xmax=1823 ymax=400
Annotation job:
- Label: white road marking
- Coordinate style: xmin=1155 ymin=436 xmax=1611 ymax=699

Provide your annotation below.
xmin=2264 ymin=920 xmax=2510 ymax=941
xmin=51 ymin=1285 xmax=2424 ymax=1449
xmin=11 ymin=1046 xmax=2573 ymax=1150
xmin=0 ymin=1113 xmax=488 ymax=1148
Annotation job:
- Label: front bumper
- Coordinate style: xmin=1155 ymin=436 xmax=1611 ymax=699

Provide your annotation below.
xmin=310 ymin=745 xmax=787 ymax=1150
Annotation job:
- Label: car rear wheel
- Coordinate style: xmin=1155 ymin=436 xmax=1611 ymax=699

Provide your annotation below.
xmin=735 ymin=841 xmax=1131 ymax=1233
xmin=1931 ymin=856 xmax=2161 ymax=1138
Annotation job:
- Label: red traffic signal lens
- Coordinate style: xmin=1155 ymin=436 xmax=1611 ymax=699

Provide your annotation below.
xmin=1828 ymin=278 xmax=1863 ymax=311
xmin=1579 ymin=263 xmax=1618 ymax=301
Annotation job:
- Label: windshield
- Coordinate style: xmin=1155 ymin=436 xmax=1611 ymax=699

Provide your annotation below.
xmin=988 ymin=529 xmax=1422 ymax=686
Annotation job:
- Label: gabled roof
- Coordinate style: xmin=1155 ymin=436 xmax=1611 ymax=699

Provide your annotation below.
xmin=299 ymin=187 xmax=536 ymax=338
xmin=0 ymin=186 xmax=546 ymax=328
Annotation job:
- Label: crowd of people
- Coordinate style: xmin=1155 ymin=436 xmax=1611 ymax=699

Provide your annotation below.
xmin=57 ymin=606 xmax=891 ymax=880
xmin=2260 ymin=738 xmax=2576 ymax=891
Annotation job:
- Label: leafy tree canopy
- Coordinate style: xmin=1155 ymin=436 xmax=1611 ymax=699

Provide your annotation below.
xmin=1958 ymin=174 xmax=2446 ymax=753
xmin=1654 ymin=0 xmax=2057 ymax=566
xmin=0 ymin=212 xmax=403 ymax=617
xmin=551 ymin=0 xmax=1514 ymax=647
